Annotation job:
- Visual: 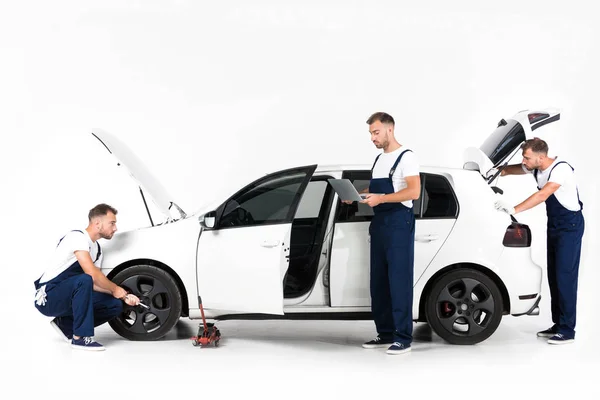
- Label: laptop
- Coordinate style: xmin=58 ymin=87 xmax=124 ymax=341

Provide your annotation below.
xmin=327 ymin=179 xmax=370 ymax=202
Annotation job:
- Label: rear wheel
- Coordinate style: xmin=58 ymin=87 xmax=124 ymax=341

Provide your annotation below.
xmin=425 ymin=269 xmax=503 ymax=345
xmin=108 ymin=265 xmax=182 ymax=341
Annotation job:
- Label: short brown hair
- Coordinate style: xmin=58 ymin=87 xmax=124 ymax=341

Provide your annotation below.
xmin=520 ymin=138 xmax=548 ymax=155
xmin=88 ymin=203 xmax=118 ymax=221
xmin=366 ymin=112 xmax=395 ymax=126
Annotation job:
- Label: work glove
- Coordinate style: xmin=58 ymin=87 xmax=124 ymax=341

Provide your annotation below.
xmin=494 ymin=199 xmax=515 ymax=215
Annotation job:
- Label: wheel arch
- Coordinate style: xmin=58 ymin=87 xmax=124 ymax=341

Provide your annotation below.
xmin=417 ymin=262 xmax=511 ymax=322
xmin=106 ymin=258 xmax=190 ymax=318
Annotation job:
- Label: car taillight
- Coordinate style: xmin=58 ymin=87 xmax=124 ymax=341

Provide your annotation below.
xmin=528 ymin=113 xmax=549 ymax=124
xmin=503 ymin=222 xmax=532 ymax=247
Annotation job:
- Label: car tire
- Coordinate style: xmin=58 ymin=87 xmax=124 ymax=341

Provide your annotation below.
xmin=425 ymin=269 xmax=503 ymax=345
xmin=108 ymin=265 xmax=182 ymax=341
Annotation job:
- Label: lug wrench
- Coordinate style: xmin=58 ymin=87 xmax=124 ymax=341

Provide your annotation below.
xmin=123 ymin=294 xmax=150 ymax=309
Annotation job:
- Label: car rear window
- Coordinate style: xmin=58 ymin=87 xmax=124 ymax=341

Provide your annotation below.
xmin=480 ymin=119 xmax=526 ymax=166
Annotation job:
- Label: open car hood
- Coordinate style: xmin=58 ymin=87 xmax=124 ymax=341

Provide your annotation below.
xmin=91 ymin=129 xmax=185 ymax=222
xmin=463 ymin=108 xmax=560 ymax=177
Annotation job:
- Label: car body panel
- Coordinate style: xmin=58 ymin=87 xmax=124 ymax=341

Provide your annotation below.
xmin=196 ymin=223 xmax=292 ymax=315
xmin=496 ymin=247 xmax=542 ymax=315
xmin=101 ymin=216 xmax=200 ymax=309
xmin=328 ymin=218 xmax=456 ymax=308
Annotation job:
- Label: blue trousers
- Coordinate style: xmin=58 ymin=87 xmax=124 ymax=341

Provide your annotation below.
xmin=547 ymin=211 xmax=585 ymax=339
xmin=369 ymin=208 xmax=415 ymax=345
xmin=35 ymin=274 xmax=123 ymax=337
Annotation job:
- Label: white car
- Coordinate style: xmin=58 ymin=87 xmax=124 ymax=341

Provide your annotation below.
xmin=92 ymin=108 xmax=559 ymax=345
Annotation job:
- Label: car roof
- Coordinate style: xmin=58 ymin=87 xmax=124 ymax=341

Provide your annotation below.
xmin=314 ymin=164 xmax=466 ymax=174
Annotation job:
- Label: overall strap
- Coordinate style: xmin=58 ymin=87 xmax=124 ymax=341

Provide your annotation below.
xmin=95 ymin=242 xmax=102 ymax=263
xmin=547 ymin=161 xmax=571 ymax=181
xmin=533 ymin=161 xmax=569 ymax=187
xmin=548 ymin=161 xmax=583 ymax=211
xmin=56 ymin=230 xmax=101 ymax=263
xmin=56 ymin=230 xmax=84 ymax=247
xmin=371 ymin=154 xmax=382 ymax=170
xmin=389 ymin=149 xmax=412 ymax=179
xmin=540 ymin=161 xmax=582 ymax=211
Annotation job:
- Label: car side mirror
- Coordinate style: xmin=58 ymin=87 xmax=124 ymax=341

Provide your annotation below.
xmin=200 ymin=211 xmax=217 ymax=229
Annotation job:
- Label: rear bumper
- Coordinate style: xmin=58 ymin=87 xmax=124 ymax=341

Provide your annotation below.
xmin=496 ymin=247 xmax=542 ymax=315
xmin=512 ymin=294 xmax=541 ymax=316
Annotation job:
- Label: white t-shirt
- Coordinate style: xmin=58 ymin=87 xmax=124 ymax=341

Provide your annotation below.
xmin=522 ymin=157 xmax=582 ymax=212
xmin=372 ymin=146 xmax=420 ymax=208
xmin=39 ymin=230 xmax=103 ymax=284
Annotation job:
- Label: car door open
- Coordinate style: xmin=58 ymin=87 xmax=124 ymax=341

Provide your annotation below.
xmin=329 ymin=171 xmax=457 ymax=307
xmin=195 ymin=165 xmax=317 ymax=315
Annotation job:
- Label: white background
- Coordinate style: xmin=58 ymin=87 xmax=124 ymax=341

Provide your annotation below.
xmin=1 ymin=1 xmax=598 ymax=399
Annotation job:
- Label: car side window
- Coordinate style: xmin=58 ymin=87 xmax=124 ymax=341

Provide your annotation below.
xmin=219 ymin=171 xmax=309 ymax=228
xmin=335 ymin=171 xmax=458 ymax=222
xmin=419 ymin=174 xmax=458 ymax=219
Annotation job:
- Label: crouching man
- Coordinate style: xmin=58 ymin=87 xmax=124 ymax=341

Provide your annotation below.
xmin=33 ymin=204 xmax=139 ymax=351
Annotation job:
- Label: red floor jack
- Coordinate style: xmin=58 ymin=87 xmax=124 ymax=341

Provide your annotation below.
xmin=191 ymin=296 xmax=221 ymax=347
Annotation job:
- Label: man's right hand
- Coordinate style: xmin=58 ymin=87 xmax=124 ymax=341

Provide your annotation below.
xmin=123 ymin=294 xmax=141 ymax=306
xmin=113 ymin=286 xmax=128 ymax=300
xmin=341 ymin=200 xmax=354 ymax=205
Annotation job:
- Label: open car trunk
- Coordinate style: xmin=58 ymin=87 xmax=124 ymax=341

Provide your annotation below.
xmin=463 ymin=108 xmax=561 ymax=179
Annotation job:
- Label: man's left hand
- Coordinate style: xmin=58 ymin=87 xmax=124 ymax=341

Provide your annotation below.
xmin=361 ymin=194 xmax=383 ymax=208
xmin=494 ymin=199 xmax=516 ymax=215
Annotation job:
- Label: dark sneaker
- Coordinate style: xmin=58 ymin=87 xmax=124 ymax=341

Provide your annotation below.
xmin=362 ymin=336 xmax=394 ymax=349
xmin=71 ymin=337 xmax=105 ymax=351
xmin=536 ymin=326 xmax=558 ymax=338
xmin=547 ymin=333 xmax=574 ymax=345
xmin=386 ymin=342 xmax=412 ymax=355
xmin=50 ymin=317 xmax=72 ymax=343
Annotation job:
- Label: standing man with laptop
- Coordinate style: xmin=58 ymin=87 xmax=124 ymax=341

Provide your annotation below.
xmin=360 ymin=112 xmax=421 ymax=355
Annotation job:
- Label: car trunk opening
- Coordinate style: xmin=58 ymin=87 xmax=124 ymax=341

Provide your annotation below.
xmin=480 ymin=119 xmax=526 ymax=167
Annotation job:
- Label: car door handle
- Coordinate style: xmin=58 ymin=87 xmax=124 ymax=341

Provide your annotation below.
xmin=261 ymin=240 xmax=280 ymax=248
xmin=415 ymin=234 xmax=440 ymax=242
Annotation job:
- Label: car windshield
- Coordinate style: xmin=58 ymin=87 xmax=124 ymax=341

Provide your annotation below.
xmin=480 ymin=119 xmax=526 ymax=166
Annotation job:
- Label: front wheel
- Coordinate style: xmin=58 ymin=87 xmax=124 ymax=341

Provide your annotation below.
xmin=425 ymin=269 xmax=503 ymax=345
xmin=108 ymin=265 xmax=182 ymax=341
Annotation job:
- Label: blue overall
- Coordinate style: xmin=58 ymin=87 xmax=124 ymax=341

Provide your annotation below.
xmin=534 ymin=162 xmax=584 ymax=339
xmin=33 ymin=231 xmax=122 ymax=338
xmin=369 ymin=150 xmax=415 ymax=345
